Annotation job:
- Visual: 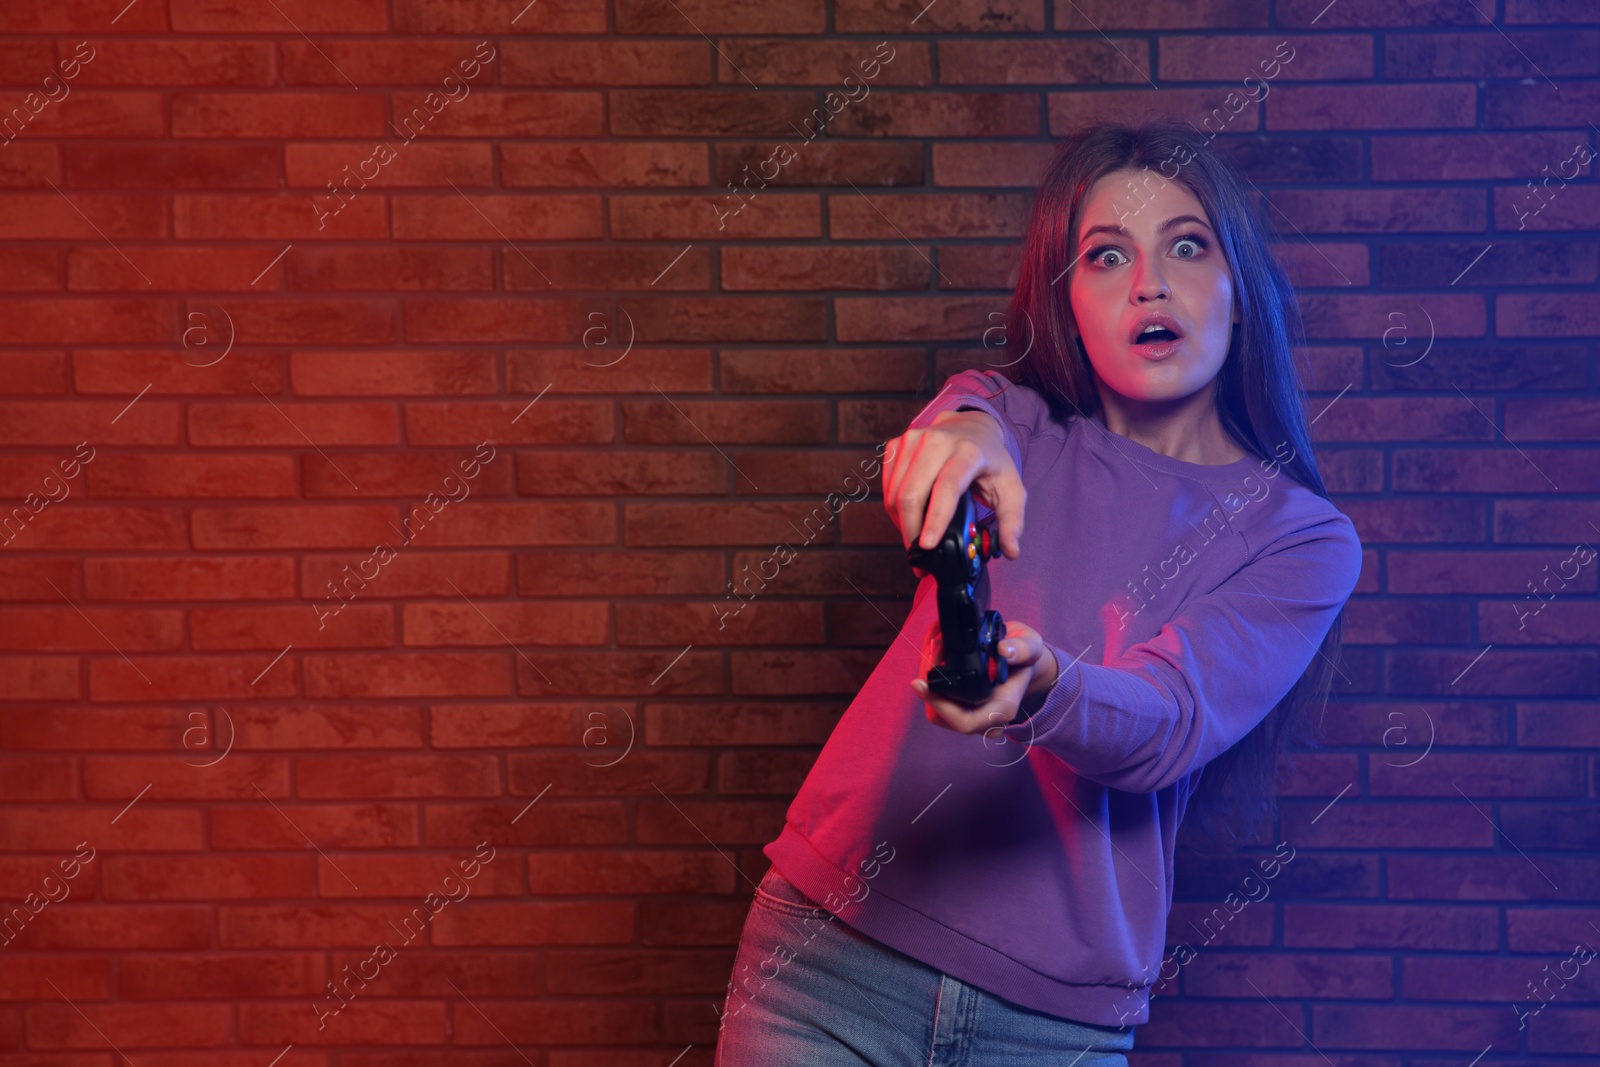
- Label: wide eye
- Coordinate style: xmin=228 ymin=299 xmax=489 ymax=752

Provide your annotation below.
xmin=1172 ymin=236 xmax=1205 ymax=258
xmin=1091 ymin=247 xmax=1126 ymax=268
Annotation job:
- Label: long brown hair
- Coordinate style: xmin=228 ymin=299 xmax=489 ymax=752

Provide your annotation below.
xmin=998 ymin=119 xmax=1347 ymax=851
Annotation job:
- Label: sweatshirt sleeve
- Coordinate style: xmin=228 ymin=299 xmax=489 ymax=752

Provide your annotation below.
xmin=903 ymin=369 xmax=1042 ymax=520
xmin=1003 ymin=509 xmax=1363 ymax=794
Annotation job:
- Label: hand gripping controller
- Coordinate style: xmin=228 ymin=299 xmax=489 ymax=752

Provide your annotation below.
xmin=905 ymin=487 xmax=1008 ymax=704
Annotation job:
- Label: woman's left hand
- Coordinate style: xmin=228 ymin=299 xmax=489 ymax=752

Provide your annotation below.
xmin=911 ymin=617 xmax=1058 ymax=736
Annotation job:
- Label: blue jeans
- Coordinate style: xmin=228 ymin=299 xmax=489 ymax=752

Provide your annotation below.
xmin=713 ymin=865 xmax=1137 ymax=1066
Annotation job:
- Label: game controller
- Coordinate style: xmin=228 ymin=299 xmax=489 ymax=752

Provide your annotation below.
xmin=906 ymin=487 xmax=1008 ymax=704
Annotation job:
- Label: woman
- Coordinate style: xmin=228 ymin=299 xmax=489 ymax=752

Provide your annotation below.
xmin=713 ymin=120 xmax=1362 ymax=1066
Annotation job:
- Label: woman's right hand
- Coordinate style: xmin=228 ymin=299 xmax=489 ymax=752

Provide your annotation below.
xmin=882 ymin=408 xmax=1026 ymax=565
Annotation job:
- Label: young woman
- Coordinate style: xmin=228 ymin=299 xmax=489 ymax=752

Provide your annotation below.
xmin=713 ymin=120 xmax=1363 ymax=1066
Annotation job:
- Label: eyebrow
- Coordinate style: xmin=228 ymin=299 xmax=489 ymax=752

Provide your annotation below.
xmin=1077 ymin=214 xmax=1214 ymax=247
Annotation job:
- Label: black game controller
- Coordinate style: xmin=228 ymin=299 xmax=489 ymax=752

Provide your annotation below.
xmin=906 ymin=487 xmax=1008 ymax=704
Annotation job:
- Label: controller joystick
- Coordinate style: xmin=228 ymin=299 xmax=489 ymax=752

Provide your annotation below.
xmin=906 ymin=487 xmax=1008 ymax=705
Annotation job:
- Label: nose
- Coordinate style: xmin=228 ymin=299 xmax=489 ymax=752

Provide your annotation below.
xmin=1130 ymin=256 xmax=1169 ymax=302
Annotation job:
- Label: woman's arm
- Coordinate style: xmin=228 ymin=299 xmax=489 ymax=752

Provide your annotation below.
xmin=1000 ymin=513 xmax=1363 ymax=794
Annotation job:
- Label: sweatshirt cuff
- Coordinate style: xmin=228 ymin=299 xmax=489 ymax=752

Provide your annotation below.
xmin=908 ymin=389 xmax=1025 ymax=477
xmin=1004 ymin=641 xmax=1084 ymax=744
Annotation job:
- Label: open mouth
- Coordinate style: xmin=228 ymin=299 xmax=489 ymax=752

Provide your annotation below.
xmin=1134 ymin=327 xmax=1179 ymax=345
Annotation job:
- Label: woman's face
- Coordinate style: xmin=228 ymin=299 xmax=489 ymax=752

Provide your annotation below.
xmin=1066 ymin=167 xmax=1238 ymax=406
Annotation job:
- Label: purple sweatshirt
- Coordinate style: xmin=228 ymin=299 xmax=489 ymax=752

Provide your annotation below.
xmin=762 ymin=368 xmax=1363 ymax=1027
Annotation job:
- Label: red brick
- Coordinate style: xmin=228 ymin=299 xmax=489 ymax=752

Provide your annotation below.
xmin=722 ymin=244 xmax=930 ymax=290
xmin=301 ymin=451 xmax=513 ymax=499
xmin=0 ymin=559 xmax=87 ymax=601
xmin=835 ymin=295 xmax=1015 ymax=342
xmin=0 ymin=195 xmax=164 ymax=239
xmin=402 ymin=601 xmax=607 ymax=646
xmin=1159 ymin=33 xmax=1372 ymax=80
xmin=510 ymin=449 xmax=703 ymax=498
xmin=0 ymin=956 xmax=108 ymax=1000
xmin=0 ymin=805 xmax=202 ymax=852
xmin=932 ymin=141 xmax=1055 ymax=187
xmin=290 ymin=354 xmax=496 ymax=398
xmin=73 ymin=39 xmax=275 ymax=85
xmin=716 ymin=39 xmax=930 ymax=85
xmin=722 ymin=348 xmax=924 ymax=393
xmin=505 ymin=349 xmax=713 ymax=395
xmin=425 ymin=801 xmax=628 ymax=848
xmin=719 ymin=139 xmax=926 ymax=188
xmin=190 ymin=505 xmax=400 ymax=549
xmin=0 ymin=246 xmax=59 ymax=291
xmin=500 ymin=141 xmax=709 ymax=187
xmin=303 ymin=652 xmax=511 ymax=698
xmin=88 ymin=655 xmax=300 ymax=703
xmin=395 ymin=91 xmax=603 ymax=138
xmin=279 ymin=39 xmax=500 ymax=85
xmin=296 ymin=753 xmax=501 ymax=796
xmin=285 ymin=141 xmax=494 ymax=188
xmin=392 ymin=195 xmax=603 ymax=242
xmin=403 ymin=403 xmax=614 ymax=447
xmin=64 ymin=144 xmax=279 ymax=188
xmin=0 ymin=655 xmax=75 ymax=703
xmin=505 ymin=246 xmax=713 ymax=291
xmin=188 ymin=401 xmax=398 ymax=447
xmin=1 ymin=508 xmax=187 ymax=551
xmin=402 ymin=297 xmax=590 ymax=343
xmin=315 ymin=853 xmax=522 ymax=898
xmin=0 ymin=756 xmax=75 ymax=799
xmin=395 ymin=0 xmax=607 ymax=33
xmin=1277 ymin=0 xmax=1491 ymax=27
xmin=1269 ymin=83 xmax=1476 ymax=129
xmin=663 ymin=297 xmax=837 ymax=343
xmin=503 ymin=39 xmax=709 ymax=84
xmin=0 ymin=607 xmax=182 ymax=652
xmin=610 ymin=89 xmax=827 ymax=138
xmin=617 ymin=0 xmax=824 ymax=33
xmin=397 ymin=502 xmax=614 ymax=547
xmin=170 ymin=0 xmax=387 ymax=31
xmin=609 ymin=194 xmax=822 ymax=240
xmin=175 ymin=194 xmax=386 ymax=239
xmin=0 ymin=708 xmax=184 ymax=750
xmin=84 ymin=556 xmax=295 ymax=600
xmin=191 ymin=604 xmax=395 ymax=650
xmin=431 ymin=902 xmax=634 ymax=947
xmin=0 ymin=0 xmax=165 ymax=30
xmin=0 ymin=300 xmax=177 ymax=344
xmin=0 ymin=92 xmax=164 ymax=140
xmin=172 ymin=93 xmax=388 ymax=137
xmin=940 ymin=39 xmax=1148 ymax=84
xmin=430 ymin=704 xmax=582 ymax=748
xmin=25 ymin=1003 xmax=231 ymax=1049
xmin=211 ymin=802 xmax=419 ymax=850
xmin=86 ymin=454 xmax=296 ymax=498
xmin=1263 ymin=188 xmax=1486 ymax=232
xmin=829 ymin=192 xmax=1029 ymax=239
xmin=834 ymin=0 xmax=1040 ymax=31
xmin=239 ymin=1000 xmax=446 ymax=1045
xmin=83 ymin=755 xmax=293 ymax=798
xmin=832 ymin=91 xmax=1039 ymax=137
xmin=1048 ymin=87 xmax=1262 ymax=135
xmin=302 ymin=550 xmax=510 ymax=599
xmin=1068 ymin=0 xmax=1267 ymax=27
xmin=119 ymin=953 xmax=324 ymax=999
xmin=104 ymin=855 xmax=313 ymax=899
xmin=0 ymin=353 xmax=66 ymax=395
xmin=285 ymin=248 xmax=494 ymax=291
xmin=517 ymin=550 xmax=724 ymax=597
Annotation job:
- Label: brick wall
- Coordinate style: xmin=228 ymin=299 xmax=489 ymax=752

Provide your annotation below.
xmin=0 ymin=0 xmax=1596 ymax=1062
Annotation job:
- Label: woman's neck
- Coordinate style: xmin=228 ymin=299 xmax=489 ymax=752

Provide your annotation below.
xmin=1092 ymin=382 xmax=1247 ymax=466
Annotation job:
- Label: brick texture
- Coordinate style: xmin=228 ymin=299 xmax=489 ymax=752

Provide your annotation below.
xmin=0 ymin=3 xmax=1596 ymax=1064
